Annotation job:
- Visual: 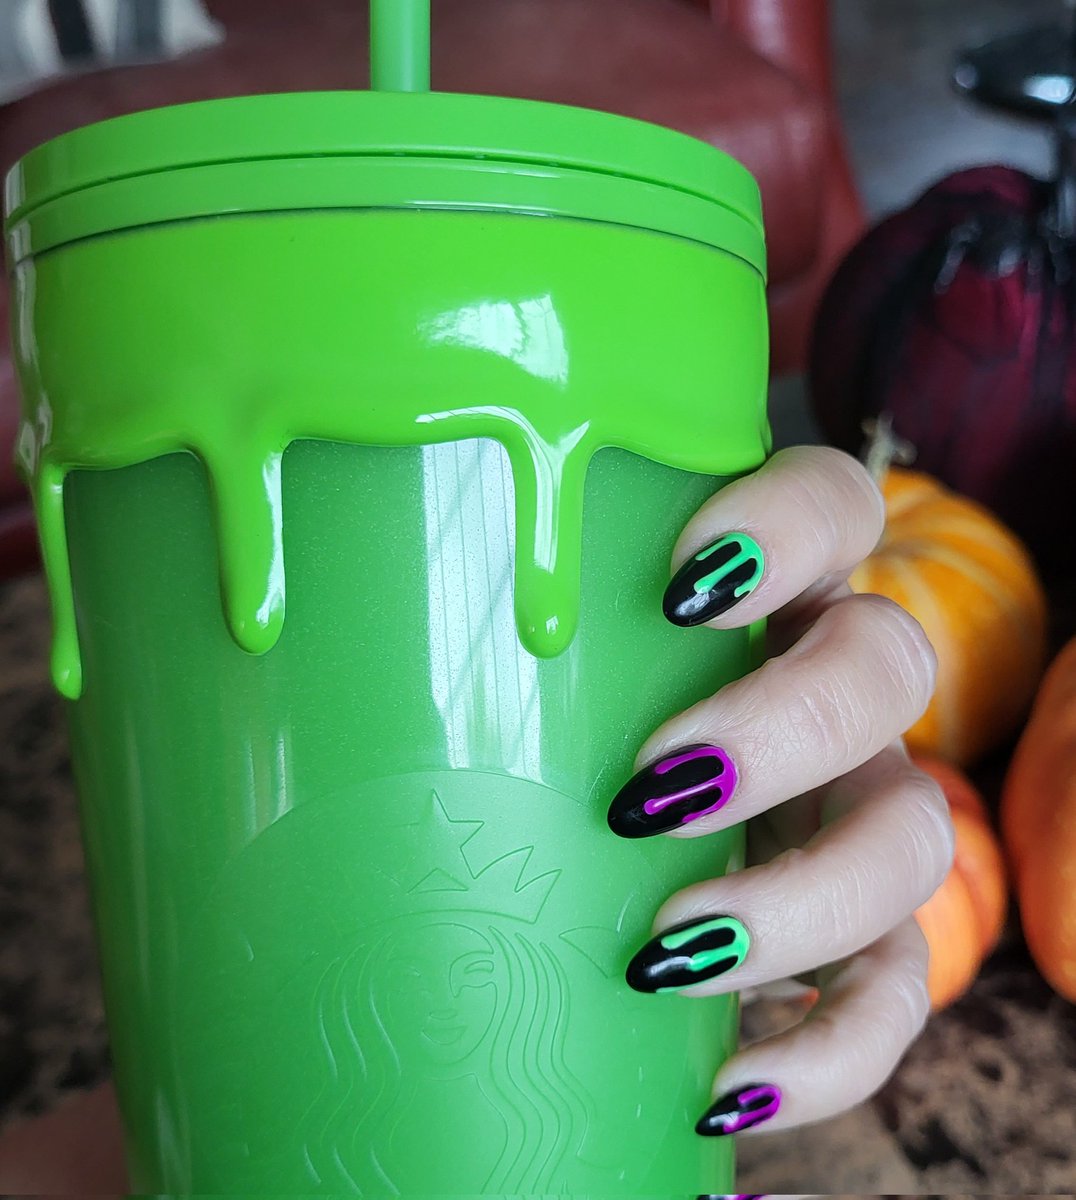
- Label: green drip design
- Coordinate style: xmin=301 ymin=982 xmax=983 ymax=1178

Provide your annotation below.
xmin=689 ymin=945 xmax=742 ymax=973
xmin=659 ymin=916 xmax=751 ymax=974
xmin=692 ymin=533 xmax=764 ymax=599
xmin=9 ymin=212 xmax=769 ymax=701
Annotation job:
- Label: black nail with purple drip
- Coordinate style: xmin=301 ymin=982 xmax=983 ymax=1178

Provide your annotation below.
xmin=696 ymin=1082 xmax=782 ymax=1137
xmin=607 ymin=744 xmax=738 ymax=838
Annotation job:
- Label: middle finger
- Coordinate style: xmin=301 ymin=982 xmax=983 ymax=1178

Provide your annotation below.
xmin=607 ymin=592 xmax=936 ymax=840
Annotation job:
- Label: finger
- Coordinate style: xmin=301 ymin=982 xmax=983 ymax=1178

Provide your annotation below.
xmin=622 ymin=747 xmax=953 ymax=996
xmin=662 ymin=446 xmax=884 ymax=630
xmin=607 ymin=594 xmax=936 ymax=840
xmin=693 ymin=917 xmax=930 ymax=1139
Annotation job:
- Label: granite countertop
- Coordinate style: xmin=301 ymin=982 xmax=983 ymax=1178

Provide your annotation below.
xmin=1 ymin=570 xmax=1074 ymax=1195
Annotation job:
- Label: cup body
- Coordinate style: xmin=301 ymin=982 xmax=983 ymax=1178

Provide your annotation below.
xmin=12 ymin=203 xmax=768 ymax=1192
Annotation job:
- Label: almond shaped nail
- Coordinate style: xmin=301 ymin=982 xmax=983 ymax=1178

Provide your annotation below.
xmin=696 ymin=1082 xmax=782 ymax=1137
xmin=625 ymin=914 xmax=750 ymax=993
xmin=608 ymin=744 xmax=738 ymax=839
xmin=663 ymin=533 xmax=765 ymax=627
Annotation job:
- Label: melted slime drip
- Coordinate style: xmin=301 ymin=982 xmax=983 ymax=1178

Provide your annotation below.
xmin=13 ymin=212 xmax=769 ymax=699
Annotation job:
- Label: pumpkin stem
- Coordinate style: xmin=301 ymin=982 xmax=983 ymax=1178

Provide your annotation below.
xmin=862 ymin=414 xmax=917 ymax=485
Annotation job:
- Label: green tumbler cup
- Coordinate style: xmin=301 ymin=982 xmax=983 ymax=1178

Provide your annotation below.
xmin=3 ymin=3 xmax=769 ymax=1193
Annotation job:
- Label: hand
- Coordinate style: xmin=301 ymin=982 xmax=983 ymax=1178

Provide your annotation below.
xmin=607 ymin=446 xmax=950 ymax=1139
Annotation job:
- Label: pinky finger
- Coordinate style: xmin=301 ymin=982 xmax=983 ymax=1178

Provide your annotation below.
xmin=696 ymin=918 xmax=930 ymax=1138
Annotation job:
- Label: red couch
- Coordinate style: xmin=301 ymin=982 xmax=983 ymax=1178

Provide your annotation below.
xmin=0 ymin=0 xmax=862 ymax=578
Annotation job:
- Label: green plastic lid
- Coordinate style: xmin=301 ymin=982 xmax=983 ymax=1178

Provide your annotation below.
xmin=3 ymin=0 xmax=765 ymax=273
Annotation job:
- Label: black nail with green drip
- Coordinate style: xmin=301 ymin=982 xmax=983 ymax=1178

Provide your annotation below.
xmin=663 ymin=533 xmax=764 ymax=626
xmin=625 ymin=914 xmax=750 ymax=994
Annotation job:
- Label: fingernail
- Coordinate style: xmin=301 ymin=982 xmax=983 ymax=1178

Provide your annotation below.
xmin=697 ymin=1194 xmax=767 ymax=1200
xmin=663 ymin=533 xmax=765 ymax=626
xmin=608 ymin=744 xmax=738 ymax=838
xmin=625 ymin=914 xmax=750 ymax=993
xmin=696 ymin=1082 xmax=782 ymax=1137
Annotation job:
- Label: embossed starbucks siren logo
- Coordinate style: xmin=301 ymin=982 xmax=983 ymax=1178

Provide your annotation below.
xmin=299 ymin=785 xmax=621 ymax=1194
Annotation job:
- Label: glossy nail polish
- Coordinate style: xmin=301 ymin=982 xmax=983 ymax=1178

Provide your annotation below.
xmin=696 ymin=1082 xmax=782 ymax=1137
xmin=625 ymin=914 xmax=750 ymax=993
xmin=663 ymin=533 xmax=765 ymax=626
xmin=608 ymin=744 xmax=738 ymax=838
xmin=697 ymin=1194 xmax=766 ymax=1199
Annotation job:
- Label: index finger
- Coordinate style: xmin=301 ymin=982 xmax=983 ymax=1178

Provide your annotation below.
xmin=663 ymin=446 xmax=885 ymax=632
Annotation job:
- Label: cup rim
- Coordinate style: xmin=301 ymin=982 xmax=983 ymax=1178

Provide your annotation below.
xmin=2 ymin=90 xmax=766 ymax=274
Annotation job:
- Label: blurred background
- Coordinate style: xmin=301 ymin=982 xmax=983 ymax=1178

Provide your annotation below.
xmin=1 ymin=1 xmax=1075 ymax=1194
xmin=838 ymin=0 xmax=1058 ymax=215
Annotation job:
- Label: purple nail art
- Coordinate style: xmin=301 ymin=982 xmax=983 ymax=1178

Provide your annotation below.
xmin=644 ymin=745 xmax=738 ymax=826
xmin=696 ymin=1082 xmax=782 ymax=1137
xmin=608 ymin=743 xmax=739 ymax=840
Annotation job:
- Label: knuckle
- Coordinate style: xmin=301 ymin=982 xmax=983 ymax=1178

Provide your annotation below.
xmin=853 ymin=930 xmax=933 ymax=1065
xmin=820 ymin=1005 xmax=912 ymax=1103
xmin=903 ymin=772 xmax=957 ymax=899
xmin=764 ymin=845 xmax=815 ymax=904
xmin=774 ymin=594 xmax=939 ymax=772
xmin=829 ymin=449 xmax=888 ymax=539
xmin=886 ymin=972 xmax=932 ymax=1053
xmin=844 ymin=594 xmax=939 ymax=718
xmin=768 ymin=664 xmax=856 ymax=773
xmin=898 ymin=926 xmax=934 ymax=1037
xmin=778 ymin=607 xmax=890 ymax=762
xmin=775 ymin=446 xmax=887 ymax=558
xmin=764 ymin=845 xmax=850 ymax=945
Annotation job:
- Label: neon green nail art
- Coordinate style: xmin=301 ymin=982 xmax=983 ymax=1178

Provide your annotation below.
xmin=693 ymin=534 xmax=764 ymax=599
xmin=650 ymin=915 xmax=751 ymax=993
xmin=660 ymin=916 xmax=750 ymax=969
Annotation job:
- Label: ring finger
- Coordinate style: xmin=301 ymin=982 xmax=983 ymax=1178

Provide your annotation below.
xmin=623 ymin=747 xmax=954 ymax=998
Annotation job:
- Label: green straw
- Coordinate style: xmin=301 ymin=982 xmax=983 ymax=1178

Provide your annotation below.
xmin=370 ymin=0 xmax=431 ymax=93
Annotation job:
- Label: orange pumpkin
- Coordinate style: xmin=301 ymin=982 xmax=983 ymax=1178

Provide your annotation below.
xmin=850 ymin=468 xmax=1047 ymax=766
xmin=1001 ymin=637 xmax=1076 ymax=1002
xmin=913 ymin=756 xmax=1008 ymax=1009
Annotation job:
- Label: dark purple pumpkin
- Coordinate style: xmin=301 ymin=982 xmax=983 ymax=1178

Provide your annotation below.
xmin=810 ymin=165 xmax=1076 ymax=579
